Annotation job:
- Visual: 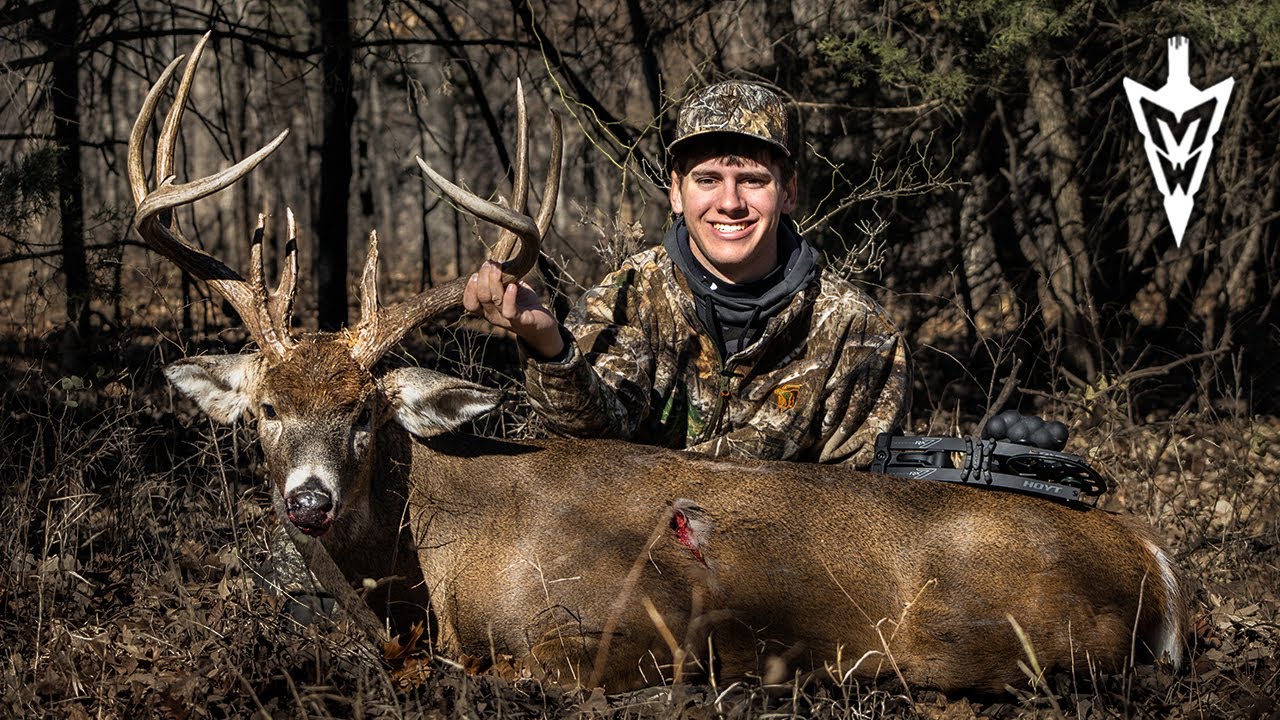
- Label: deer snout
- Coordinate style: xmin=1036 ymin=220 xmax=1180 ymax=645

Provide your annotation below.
xmin=285 ymin=487 xmax=335 ymax=536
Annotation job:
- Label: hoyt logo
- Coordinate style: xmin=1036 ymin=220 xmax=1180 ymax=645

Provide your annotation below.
xmin=1123 ymin=37 xmax=1234 ymax=247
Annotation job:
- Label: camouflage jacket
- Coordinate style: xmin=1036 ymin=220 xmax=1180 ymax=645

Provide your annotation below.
xmin=523 ymin=244 xmax=911 ymax=466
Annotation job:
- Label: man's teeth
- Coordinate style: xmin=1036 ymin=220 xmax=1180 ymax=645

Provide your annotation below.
xmin=712 ymin=223 xmax=747 ymax=232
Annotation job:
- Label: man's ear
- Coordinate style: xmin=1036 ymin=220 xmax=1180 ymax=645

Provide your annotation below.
xmin=669 ymin=170 xmax=684 ymax=215
xmin=164 ymin=354 xmax=262 ymax=423
xmin=379 ymin=367 xmax=503 ymax=439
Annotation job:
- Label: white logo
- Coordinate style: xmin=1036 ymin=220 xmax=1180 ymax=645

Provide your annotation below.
xmin=1123 ymin=37 xmax=1233 ymax=247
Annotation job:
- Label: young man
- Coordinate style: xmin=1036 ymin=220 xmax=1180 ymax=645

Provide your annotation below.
xmin=464 ymin=81 xmax=909 ymax=466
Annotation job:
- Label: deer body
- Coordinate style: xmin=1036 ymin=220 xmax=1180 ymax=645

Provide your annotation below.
xmin=402 ymin=433 xmax=1183 ymax=691
xmin=134 ymin=37 xmax=1186 ymax=695
xmin=166 ymin=346 xmax=1184 ymax=692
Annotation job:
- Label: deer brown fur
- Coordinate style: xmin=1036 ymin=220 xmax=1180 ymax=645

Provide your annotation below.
xmin=136 ymin=37 xmax=1188 ymax=694
xmin=406 ymin=433 xmax=1185 ymax=692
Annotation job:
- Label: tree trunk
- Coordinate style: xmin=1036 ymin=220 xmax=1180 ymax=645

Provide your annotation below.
xmin=316 ymin=0 xmax=356 ymax=330
xmin=51 ymin=0 xmax=87 ymax=369
xmin=624 ymin=0 xmax=663 ymax=121
xmin=764 ymin=0 xmax=802 ymax=89
xmin=1024 ymin=51 xmax=1098 ymax=380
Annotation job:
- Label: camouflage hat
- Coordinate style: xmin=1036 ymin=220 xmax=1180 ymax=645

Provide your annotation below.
xmin=668 ymin=80 xmax=791 ymax=160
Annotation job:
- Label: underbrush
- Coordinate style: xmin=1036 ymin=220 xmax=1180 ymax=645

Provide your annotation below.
xmin=1 ymin=335 xmax=1277 ymax=719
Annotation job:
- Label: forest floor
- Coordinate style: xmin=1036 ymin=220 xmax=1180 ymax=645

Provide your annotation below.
xmin=1 ymin=320 xmax=1277 ymax=719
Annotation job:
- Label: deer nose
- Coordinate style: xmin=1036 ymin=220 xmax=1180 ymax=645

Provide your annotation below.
xmin=285 ymin=488 xmax=334 ymax=537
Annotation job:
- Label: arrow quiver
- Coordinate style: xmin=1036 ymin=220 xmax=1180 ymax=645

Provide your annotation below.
xmin=870 ymin=433 xmax=1111 ymax=506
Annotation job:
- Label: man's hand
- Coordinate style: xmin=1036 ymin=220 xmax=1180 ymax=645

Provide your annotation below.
xmin=463 ymin=260 xmax=567 ymax=360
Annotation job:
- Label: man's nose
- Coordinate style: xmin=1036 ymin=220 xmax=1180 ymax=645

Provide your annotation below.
xmin=715 ymin=181 xmax=746 ymax=212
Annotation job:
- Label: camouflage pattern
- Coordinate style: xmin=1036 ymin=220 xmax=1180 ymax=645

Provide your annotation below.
xmin=523 ymin=245 xmax=911 ymax=467
xmin=669 ymin=81 xmax=792 ymax=159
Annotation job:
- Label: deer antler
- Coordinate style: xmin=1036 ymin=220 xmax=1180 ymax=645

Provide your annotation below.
xmin=129 ymin=32 xmax=295 ymax=359
xmin=347 ymin=82 xmax=564 ymax=369
xmin=132 ymin=35 xmax=561 ymax=369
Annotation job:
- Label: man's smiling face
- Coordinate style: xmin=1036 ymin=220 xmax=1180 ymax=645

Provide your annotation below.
xmin=669 ymin=151 xmax=797 ymax=285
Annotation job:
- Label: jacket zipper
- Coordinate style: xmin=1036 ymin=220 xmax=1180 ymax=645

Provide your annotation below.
xmin=698 ymin=369 xmax=733 ymax=444
xmin=695 ymin=301 xmax=812 ymax=445
xmin=670 ymin=266 xmax=811 ymax=447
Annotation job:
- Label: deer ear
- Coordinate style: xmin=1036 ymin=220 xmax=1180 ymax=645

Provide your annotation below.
xmin=381 ymin=367 xmax=503 ymax=439
xmin=164 ymin=354 xmax=262 ymax=424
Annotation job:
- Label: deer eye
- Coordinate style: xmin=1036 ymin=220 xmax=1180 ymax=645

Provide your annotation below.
xmin=355 ymin=407 xmax=372 ymax=428
xmin=261 ymin=403 xmax=278 ymax=419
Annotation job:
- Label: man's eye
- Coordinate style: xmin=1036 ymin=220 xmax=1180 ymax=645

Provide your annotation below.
xmin=261 ymin=403 xmax=278 ymax=419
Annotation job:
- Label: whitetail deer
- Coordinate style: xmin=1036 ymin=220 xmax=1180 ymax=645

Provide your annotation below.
xmin=134 ymin=36 xmax=1187 ymax=693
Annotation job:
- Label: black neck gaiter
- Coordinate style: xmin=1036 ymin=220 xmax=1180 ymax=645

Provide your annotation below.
xmin=663 ymin=216 xmax=818 ymax=359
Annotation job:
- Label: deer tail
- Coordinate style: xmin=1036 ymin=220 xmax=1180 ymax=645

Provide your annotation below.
xmin=1142 ymin=537 xmax=1188 ymax=669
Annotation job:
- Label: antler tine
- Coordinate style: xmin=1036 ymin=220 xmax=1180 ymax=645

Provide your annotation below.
xmin=533 ymin=111 xmax=563 ymax=244
xmin=155 ymin=32 xmax=208 ymax=184
xmin=491 ymin=80 xmax=530 ymax=264
xmin=493 ymin=105 xmax=562 ymax=279
xmin=512 ymin=79 xmax=530 ymax=213
xmin=411 ymin=78 xmax=539 ymax=285
xmin=349 ymin=229 xmax=382 ymax=353
xmin=266 ymin=208 xmax=300 ymax=339
xmin=413 ymin=158 xmax=540 ymax=271
xmin=128 ymin=55 xmax=183 ymax=206
xmin=129 ymin=32 xmax=291 ymax=358
xmin=249 ymin=214 xmax=295 ymax=352
xmin=249 ymin=214 xmax=269 ymax=312
xmin=348 ymin=90 xmax=563 ymax=370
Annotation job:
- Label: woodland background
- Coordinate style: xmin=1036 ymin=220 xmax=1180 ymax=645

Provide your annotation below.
xmin=1 ymin=0 xmax=1278 ymax=718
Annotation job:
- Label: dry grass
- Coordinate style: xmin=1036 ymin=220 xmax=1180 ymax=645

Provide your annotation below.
xmin=1 ymin=315 xmax=1277 ymax=718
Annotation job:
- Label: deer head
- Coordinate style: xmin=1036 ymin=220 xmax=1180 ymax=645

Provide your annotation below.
xmin=133 ymin=34 xmax=562 ymax=539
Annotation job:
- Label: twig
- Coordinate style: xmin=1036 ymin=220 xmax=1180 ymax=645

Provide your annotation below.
xmin=978 ymin=357 xmax=1023 ymax=434
xmin=1097 ymin=349 xmax=1230 ymax=396
xmin=794 ymin=99 xmax=944 ymax=115
xmin=234 ymin=669 xmax=273 ymax=719
xmin=1007 ymin=615 xmax=1066 ymax=718
xmin=588 ymin=509 xmax=671 ymax=689
xmin=284 ymin=523 xmax=389 ymax=648
xmin=641 ymin=596 xmax=685 ymax=684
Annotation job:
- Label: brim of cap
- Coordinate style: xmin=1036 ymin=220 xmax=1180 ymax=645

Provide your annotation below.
xmin=666 ymin=129 xmax=791 ymax=161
